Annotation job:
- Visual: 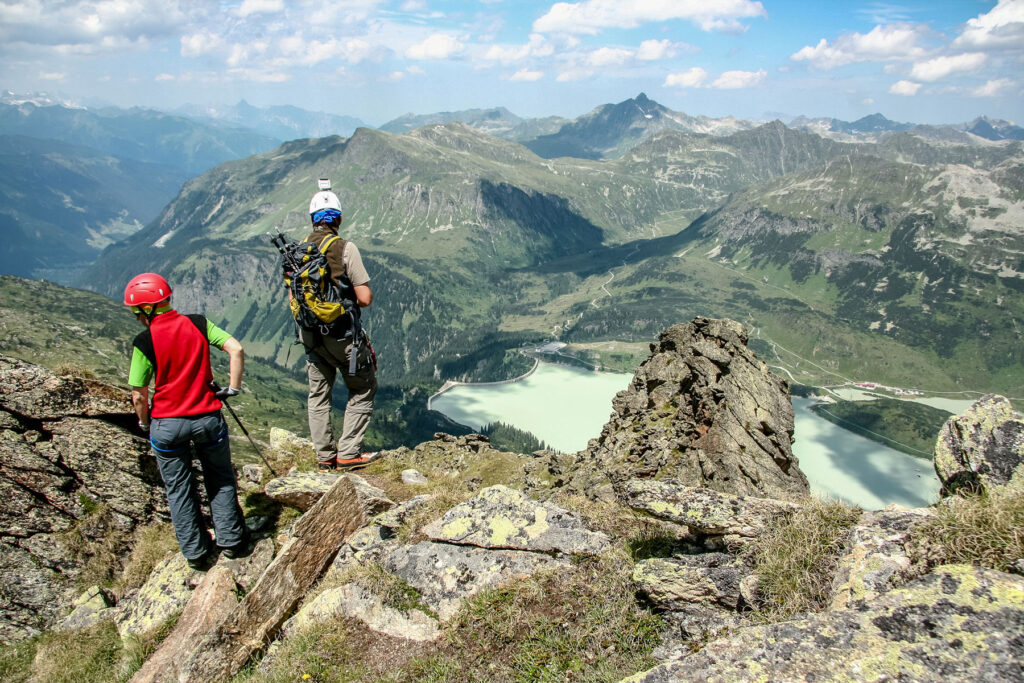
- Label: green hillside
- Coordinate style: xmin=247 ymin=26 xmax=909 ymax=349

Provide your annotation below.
xmin=77 ymin=120 xmax=1024 ymax=397
xmin=0 ymin=276 xmax=461 ymax=453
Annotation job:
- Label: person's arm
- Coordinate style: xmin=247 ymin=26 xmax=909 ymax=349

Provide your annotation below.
xmin=354 ymin=283 xmax=373 ymax=307
xmin=223 ymin=337 xmax=245 ymax=391
xmin=131 ymin=386 xmax=150 ymax=429
xmin=204 ymin=319 xmax=244 ymax=392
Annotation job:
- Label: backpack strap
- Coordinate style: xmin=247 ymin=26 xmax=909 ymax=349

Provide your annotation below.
xmin=317 ymin=235 xmax=347 ymax=278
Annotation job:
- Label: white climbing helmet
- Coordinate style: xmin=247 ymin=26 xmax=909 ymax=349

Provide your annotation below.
xmin=309 ymin=177 xmax=342 ymax=216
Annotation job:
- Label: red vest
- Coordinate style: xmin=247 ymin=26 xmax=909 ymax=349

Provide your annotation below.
xmin=146 ymin=311 xmax=222 ymax=418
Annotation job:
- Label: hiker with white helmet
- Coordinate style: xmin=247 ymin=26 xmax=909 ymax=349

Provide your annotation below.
xmin=124 ymin=273 xmax=249 ymax=570
xmin=288 ymin=179 xmax=380 ymax=472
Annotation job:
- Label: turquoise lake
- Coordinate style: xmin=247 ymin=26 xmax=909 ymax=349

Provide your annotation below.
xmin=430 ymin=361 xmax=943 ymax=510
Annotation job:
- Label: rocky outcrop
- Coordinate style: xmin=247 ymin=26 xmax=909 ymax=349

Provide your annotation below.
xmin=265 ymin=470 xmax=395 ymax=515
xmin=934 ymin=394 xmax=1024 ymax=495
xmin=566 ymin=318 xmax=809 ymax=502
xmin=282 ymin=583 xmax=441 ymax=642
xmin=422 ymin=484 xmax=609 ymax=555
xmin=628 ymin=565 xmax=1024 ymax=682
xmin=0 ymin=355 xmax=165 ymax=642
xmin=621 ymin=479 xmax=799 ymax=545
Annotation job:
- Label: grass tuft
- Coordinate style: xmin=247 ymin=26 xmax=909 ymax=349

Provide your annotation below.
xmin=116 ymin=522 xmax=178 ymax=594
xmin=909 ymin=484 xmax=1024 ymax=572
xmin=53 ymin=362 xmax=98 ymax=379
xmin=745 ymin=498 xmax=861 ymax=621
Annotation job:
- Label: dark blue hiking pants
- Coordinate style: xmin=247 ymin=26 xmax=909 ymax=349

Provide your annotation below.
xmin=149 ymin=411 xmax=245 ymax=560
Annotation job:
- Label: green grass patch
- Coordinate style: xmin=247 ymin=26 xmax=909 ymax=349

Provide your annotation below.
xmin=745 ymin=498 xmax=862 ymax=621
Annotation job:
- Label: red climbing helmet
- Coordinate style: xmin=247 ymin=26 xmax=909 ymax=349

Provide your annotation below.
xmin=123 ymin=273 xmax=172 ymax=308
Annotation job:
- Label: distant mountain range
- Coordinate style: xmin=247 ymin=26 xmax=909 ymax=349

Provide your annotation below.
xmin=2 ymin=89 xmax=1022 ymax=397
xmin=174 ymin=99 xmax=365 ymax=141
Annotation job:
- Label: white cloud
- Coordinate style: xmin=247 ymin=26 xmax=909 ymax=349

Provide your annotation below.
xmin=381 ymin=70 xmax=406 ymax=82
xmin=237 ymin=0 xmax=284 ymax=17
xmin=587 ymin=47 xmax=633 ymax=67
xmin=889 ymin=80 xmax=922 ymax=95
xmin=954 ymin=0 xmax=1024 ymax=50
xmin=663 ymin=67 xmax=707 ymax=88
xmin=862 ymin=97 xmax=875 ymax=105
xmin=710 ymin=68 xmax=766 ymax=89
xmin=509 ymin=68 xmax=544 ymax=81
xmin=407 ymin=65 xmax=425 ymax=75
xmin=484 ymin=34 xmax=555 ymax=64
xmin=533 ymin=0 xmax=767 ymax=35
xmin=181 ymin=32 xmax=221 ymax=58
xmin=909 ymin=53 xmax=986 ymax=81
xmin=791 ymin=24 xmax=928 ymax=68
xmin=39 ymin=71 xmax=65 ymax=81
xmin=155 ymin=73 xmax=175 ymax=81
xmin=971 ymin=78 xmax=1016 ymax=96
xmin=405 ymin=33 xmax=465 ymax=59
xmin=0 ymin=0 xmax=189 ymax=54
xmin=556 ymin=67 xmax=592 ymax=82
xmin=636 ymin=39 xmax=676 ymax=61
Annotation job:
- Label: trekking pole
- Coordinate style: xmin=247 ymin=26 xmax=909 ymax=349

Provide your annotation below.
xmin=212 ymin=382 xmax=279 ymax=477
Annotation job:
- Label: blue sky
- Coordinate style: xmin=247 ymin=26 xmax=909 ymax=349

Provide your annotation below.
xmin=1 ymin=1 xmax=1021 ymax=126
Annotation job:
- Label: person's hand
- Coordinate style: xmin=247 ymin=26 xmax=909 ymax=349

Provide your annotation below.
xmin=214 ymin=386 xmax=240 ymax=400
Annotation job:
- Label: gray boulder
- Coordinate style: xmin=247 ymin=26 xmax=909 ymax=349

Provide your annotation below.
xmin=282 ymin=583 xmax=440 ymax=642
xmin=422 ymin=484 xmax=610 ymax=556
xmin=568 ymin=318 xmax=809 ymax=502
xmin=627 ymin=564 xmax=1024 ymax=682
xmin=619 ymin=479 xmax=800 ymax=544
xmin=384 ymin=541 xmax=567 ymax=621
xmin=0 ymin=355 xmax=166 ymax=642
xmin=934 ymin=394 xmax=1024 ymax=495
xmin=265 ymin=471 xmax=395 ymax=516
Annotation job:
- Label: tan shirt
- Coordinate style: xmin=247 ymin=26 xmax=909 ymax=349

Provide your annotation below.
xmin=305 ymin=229 xmax=370 ymax=287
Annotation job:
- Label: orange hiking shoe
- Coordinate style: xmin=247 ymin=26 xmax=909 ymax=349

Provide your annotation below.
xmin=336 ymin=452 xmax=381 ymax=471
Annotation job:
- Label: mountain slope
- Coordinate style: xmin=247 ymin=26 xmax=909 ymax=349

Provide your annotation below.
xmin=0 ymin=135 xmax=186 ymax=283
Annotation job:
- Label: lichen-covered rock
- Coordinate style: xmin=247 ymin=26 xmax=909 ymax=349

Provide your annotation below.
xmin=934 ymin=394 xmax=1024 ymax=495
xmin=633 ymin=554 xmax=743 ymax=611
xmin=626 ymin=564 xmax=1024 ymax=682
xmin=0 ymin=355 xmax=166 ymax=641
xmin=422 ymin=485 xmax=609 ymax=556
xmin=620 ymin=479 xmax=800 ymax=539
xmin=566 ymin=318 xmax=810 ymax=502
xmin=265 ymin=471 xmax=394 ymax=516
xmin=116 ymin=552 xmax=194 ymax=637
xmin=282 ymin=584 xmax=441 ymax=642
xmin=57 ymin=586 xmax=114 ymax=632
xmin=384 ymin=540 xmax=567 ymax=621
xmin=830 ymin=505 xmax=932 ymax=610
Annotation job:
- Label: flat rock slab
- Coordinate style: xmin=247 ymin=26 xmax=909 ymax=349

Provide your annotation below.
xmin=283 ymin=583 xmax=440 ymax=642
xmin=627 ymin=564 xmax=1024 ymax=682
xmin=265 ymin=471 xmax=394 ymax=515
xmin=422 ymin=484 xmax=609 ymax=556
xmin=620 ymin=479 xmax=800 ymax=537
xmin=129 ymin=565 xmax=239 ymax=683
xmin=384 ymin=540 xmax=567 ymax=622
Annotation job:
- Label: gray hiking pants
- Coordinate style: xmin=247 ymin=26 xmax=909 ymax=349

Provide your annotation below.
xmin=303 ymin=333 xmax=377 ymax=463
xmin=149 ymin=411 xmax=246 ymax=560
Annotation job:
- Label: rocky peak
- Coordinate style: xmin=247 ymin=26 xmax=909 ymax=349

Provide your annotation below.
xmin=567 ymin=317 xmax=809 ymax=502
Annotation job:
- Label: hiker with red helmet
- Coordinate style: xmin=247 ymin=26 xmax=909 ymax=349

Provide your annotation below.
xmin=125 ymin=273 xmax=249 ymax=570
